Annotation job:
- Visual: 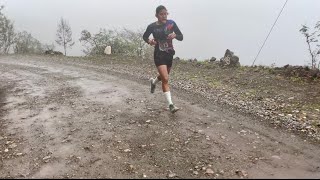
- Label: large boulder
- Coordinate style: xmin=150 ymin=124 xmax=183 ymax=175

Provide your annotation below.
xmin=209 ymin=57 xmax=216 ymax=62
xmin=220 ymin=49 xmax=240 ymax=67
xmin=188 ymin=58 xmax=197 ymax=62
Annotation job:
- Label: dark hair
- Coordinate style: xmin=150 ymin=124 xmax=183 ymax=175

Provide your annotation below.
xmin=156 ymin=5 xmax=167 ymax=15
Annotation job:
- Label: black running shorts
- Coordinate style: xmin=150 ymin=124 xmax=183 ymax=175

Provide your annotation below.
xmin=154 ymin=50 xmax=175 ymax=68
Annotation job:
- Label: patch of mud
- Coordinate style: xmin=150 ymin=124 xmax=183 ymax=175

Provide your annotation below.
xmin=72 ymin=78 xmax=130 ymax=104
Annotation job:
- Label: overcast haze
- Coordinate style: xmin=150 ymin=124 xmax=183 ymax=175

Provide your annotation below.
xmin=1 ymin=0 xmax=320 ymax=66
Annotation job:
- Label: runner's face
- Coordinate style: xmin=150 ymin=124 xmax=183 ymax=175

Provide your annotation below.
xmin=156 ymin=9 xmax=168 ymax=23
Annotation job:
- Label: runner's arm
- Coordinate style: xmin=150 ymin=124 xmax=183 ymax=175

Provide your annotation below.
xmin=143 ymin=25 xmax=152 ymax=44
xmin=173 ymin=22 xmax=183 ymax=41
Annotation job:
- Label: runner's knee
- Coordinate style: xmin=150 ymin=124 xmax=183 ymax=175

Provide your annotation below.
xmin=162 ymin=76 xmax=169 ymax=84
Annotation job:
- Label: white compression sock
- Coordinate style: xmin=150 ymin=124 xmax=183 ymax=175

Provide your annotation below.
xmin=164 ymin=91 xmax=173 ymax=106
xmin=153 ymin=77 xmax=160 ymax=84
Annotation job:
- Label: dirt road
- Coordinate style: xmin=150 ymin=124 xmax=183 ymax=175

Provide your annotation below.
xmin=0 ymin=56 xmax=320 ymax=178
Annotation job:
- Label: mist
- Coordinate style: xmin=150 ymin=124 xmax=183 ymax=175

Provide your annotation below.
xmin=2 ymin=0 xmax=320 ymax=66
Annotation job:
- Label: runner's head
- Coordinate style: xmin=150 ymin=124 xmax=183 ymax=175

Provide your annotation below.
xmin=155 ymin=5 xmax=168 ymax=23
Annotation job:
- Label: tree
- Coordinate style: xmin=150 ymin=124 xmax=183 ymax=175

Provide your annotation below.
xmin=121 ymin=28 xmax=147 ymax=57
xmin=13 ymin=31 xmax=43 ymax=54
xmin=43 ymin=43 xmax=55 ymax=51
xmin=300 ymin=23 xmax=320 ymax=69
xmin=0 ymin=5 xmax=15 ymax=54
xmin=317 ymin=21 xmax=320 ymax=68
xmin=55 ymin=17 xmax=74 ymax=56
xmin=80 ymin=28 xmax=129 ymax=56
xmin=79 ymin=28 xmax=152 ymax=57
xmin=79 ymin=29 xmax=107 ymax=55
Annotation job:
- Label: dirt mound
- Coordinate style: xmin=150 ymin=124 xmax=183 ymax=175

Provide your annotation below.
xmin=44 ymin=50 xmax=64 ymax=56
xmin=276 ymin=65 xmax=320 ymax=79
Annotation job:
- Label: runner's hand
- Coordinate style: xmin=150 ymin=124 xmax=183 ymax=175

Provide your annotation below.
xmin=148 ymin=39 xmax=157 ymax=46
xmin=167 ymin=33 xmax=176 ymax=40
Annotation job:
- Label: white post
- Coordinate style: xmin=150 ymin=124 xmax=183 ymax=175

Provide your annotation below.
xmin=104 ymin=46 xmax=112 ymax=55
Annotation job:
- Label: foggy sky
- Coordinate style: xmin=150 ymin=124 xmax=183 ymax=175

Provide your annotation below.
xmin=2 ymin=0 xmax=320 ymax=66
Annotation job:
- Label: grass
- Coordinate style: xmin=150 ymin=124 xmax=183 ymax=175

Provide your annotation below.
xmin=290 ymin=76 xmax=304 ymax=83
xmin=208 ymin=79 xmax=222 ymax=88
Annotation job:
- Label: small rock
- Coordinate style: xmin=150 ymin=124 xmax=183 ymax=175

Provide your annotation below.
xmin=193 ymin=171 xmax=199 ymax=175
xmin=205 ymin=168 xmax=214 ymax=174
xmin=9 ymin=143 xmax=17 ymax=149
xmin=141 ymin=145 xmax=147 ymax=148
xmin=235 ymin=170 xmax=248 ymax=177
xmin=124 ymin=149 xmax=131 ymax=152
xmin=240 ymin=130 xmax=247 ymax=133
xmin=168 ymin=172 xmax=176 ymax=178
xmin=146 ymin=120 xmax=151 ymax=123
xmin=16 ymin=153 xmax=23 ymax=156
xmin=43 ymin=156 xmax=51 ymax=160
xmin=288 ymin=97 xmax=294 ymax=100
xmin=4 ymin=148 xmax=9 ymax=152
xmin=221 ymin=136 xmax=226 ymax=139
xmin=0 ymin=136 xmax=4 ymax=140
xmin=271 ymin=155 xmax=281 ymax=160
